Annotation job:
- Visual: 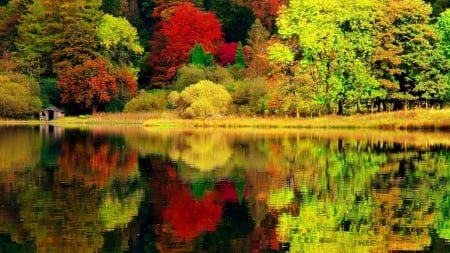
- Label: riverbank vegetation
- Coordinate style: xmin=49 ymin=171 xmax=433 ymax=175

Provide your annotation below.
xmin=0 ymin=0 xmax=449 ymax=122
xmin=2 ymin=109 xmax=444 ymax=130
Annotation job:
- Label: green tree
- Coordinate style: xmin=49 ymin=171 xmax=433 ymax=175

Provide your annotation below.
xmin=191 ymin=43 xmax=206 ymax=67
xmin=97 ymin=13 xmax=144 ymax=76
xmin=52 ymin=0 xmax=102 ymax=75
xmin=373 ymin=0 xmax=447 ymax=110
xmin=234 ymin=41 xmax=245 ymax=68
xmin=15 ymin=0 xmax=62 ymax=77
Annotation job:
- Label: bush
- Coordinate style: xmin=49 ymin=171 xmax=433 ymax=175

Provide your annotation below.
xmin=168 ymin=80 xmax=232 ymax=119
xmin=124 ymin=89 xmax=168 ymax=112
xmin=174 ymin=64 xmax=207 ymax=91
xmin=0 ymin=73 xmax=42 ymax=118
xmin=229 ymin=77 xmax=267 ymax=115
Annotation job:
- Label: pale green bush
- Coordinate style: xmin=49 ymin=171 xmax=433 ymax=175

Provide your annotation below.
xmin=168 ymin=80 xmax=232 ymax=119
xmin=124 ymin=89 xmax=168 ymax=112
xmin=0 ymin=73 xmax=42 ymax=118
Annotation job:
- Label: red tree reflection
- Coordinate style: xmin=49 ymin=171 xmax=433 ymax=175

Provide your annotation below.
xmin=58 ymin=136 xmax=137 ymax=187
xmin=158 ymin=167 xmax=223 ymax=242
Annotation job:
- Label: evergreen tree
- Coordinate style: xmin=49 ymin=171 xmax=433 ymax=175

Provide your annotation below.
xmin=191 ymin=43 xmax=206 ymax=67
xmin=234 ymin=41 xmax=245 ymax=68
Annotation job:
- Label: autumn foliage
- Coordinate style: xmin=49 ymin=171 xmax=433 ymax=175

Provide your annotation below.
xmin=148 ymin=2 xmax=223 ymax=86
xmin=57 ymin=58 xmax=136 ymax=113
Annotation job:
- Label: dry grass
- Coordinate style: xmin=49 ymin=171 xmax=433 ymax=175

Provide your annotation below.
xmin=144 ymin=109 xmax=450 ymax=130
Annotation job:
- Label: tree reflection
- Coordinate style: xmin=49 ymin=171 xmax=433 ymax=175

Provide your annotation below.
xmin=57 ymin=131 xmax=138 ymax=187
xmin=0 ymin=128 xmax=142 ymax=253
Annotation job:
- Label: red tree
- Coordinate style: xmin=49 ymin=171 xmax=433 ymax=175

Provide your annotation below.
xmin=148 ymin=2 xmax=223 ymax=86
xmin=216 ymin=42 xmax=250 ymax=66
xmin=57 ymin=58 xmax=129 ymax=113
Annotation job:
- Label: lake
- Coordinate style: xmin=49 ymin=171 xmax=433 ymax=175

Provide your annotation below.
xmin=0 ymin=125 xmax=449 ymax=253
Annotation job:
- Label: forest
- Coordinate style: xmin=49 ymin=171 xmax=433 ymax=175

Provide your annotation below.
xmin=0 ymin=0 xmax=449 ymax=118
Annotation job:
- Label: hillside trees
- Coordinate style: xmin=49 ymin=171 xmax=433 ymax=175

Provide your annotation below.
xmin=271 ymin=0 xmax=448 ymax=115
xmin=373 ymin=0 xmax=449 ymax=110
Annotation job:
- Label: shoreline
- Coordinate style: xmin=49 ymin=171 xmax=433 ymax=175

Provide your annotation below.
xmin=0 ymin=109 xmax=449 ymax=131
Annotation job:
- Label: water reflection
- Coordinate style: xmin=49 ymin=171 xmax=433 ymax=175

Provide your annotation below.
xmin=0 ymin=126 xmax=142 ymax=253
xmin=0 ymin=126 xmax=449 ymax=252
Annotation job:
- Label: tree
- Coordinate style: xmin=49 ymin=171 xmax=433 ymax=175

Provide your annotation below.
xmin=97 ymin=13 xmax=144 ymax=75
xmin=0 ymin=0 xmax=33 ymax=72
xmin=15 ymin=0 xmax=62 ymax=77
xmin=234 ymin=41 xmax=246 ymax=68
xmin=217 ymin=42 xmax=249 ymax=67
xmin=52 ymin=0 xmax=102 ymax=75
xmin=160 ymin=2 xmax=222 ymax=77
xmin=274 ymin=0 xmax=384 ymax=115
xmin=245 ymin=0 xmax=282 ymax=33
xmin=147 ymin=2 xmax=223 ymax=86
xmin=245 ymin=19 xmax=271 ymax=78
xmin=168 ymin=80 xmax=232 ymax=119
xmin=191 ymin=43 xmax=206 ymax=67
xmin=57 ymin=58 xmax=119 ymax=113
xmin=373 ymin=0 xmax=448 ymax=110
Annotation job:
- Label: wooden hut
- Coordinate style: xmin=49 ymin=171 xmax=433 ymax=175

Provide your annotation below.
xmin=39 ymin=106 xmax=65 ymax=121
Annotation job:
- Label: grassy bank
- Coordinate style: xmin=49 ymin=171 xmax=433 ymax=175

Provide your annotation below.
xmin=143 ymin=109 xmax=450 ymax=130
xmin=1 ymin=109 xmax=449 ymax=130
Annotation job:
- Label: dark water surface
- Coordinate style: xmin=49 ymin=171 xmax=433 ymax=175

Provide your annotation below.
xmin=0 ymin=125 xmax=449 ymax=253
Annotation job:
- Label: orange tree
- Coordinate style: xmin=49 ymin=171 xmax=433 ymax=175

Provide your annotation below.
xmin=57 ymin=58 xmax=136 ymax=114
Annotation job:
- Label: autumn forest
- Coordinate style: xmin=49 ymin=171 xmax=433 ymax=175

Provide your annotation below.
xmin=0 ymin=0 xmax=449 ymax=118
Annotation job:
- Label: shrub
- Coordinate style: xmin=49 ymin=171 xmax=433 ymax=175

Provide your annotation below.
xmin=168 ymin=80 xmax=232 ymax=119
xmin=0 ymin=73 xmax=42 ymax=118
xmin=174 ymin=64 xmax=207 ymax=91
xmin=229 ymin=77 xmax=267 ymax=115
xmin=124 ymin=89 xmax=168 ymax=112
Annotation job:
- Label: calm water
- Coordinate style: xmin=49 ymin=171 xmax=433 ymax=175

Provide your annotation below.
xmin=0 ymin=125 xmax=449 ymax=253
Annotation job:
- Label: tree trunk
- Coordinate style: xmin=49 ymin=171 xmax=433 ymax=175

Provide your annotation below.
xmin=337 ymin=100 xmax=344 ymax=115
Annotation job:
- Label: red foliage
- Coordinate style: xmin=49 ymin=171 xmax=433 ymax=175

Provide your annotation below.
xmin=214 ymin=180 xmax=249 ymax=203
xmin=116 ymin=68 xmax=138 ymax=99
xmin=57 ymin=58 xmax=118 ymax=112
xmin=216 ymin=42 xmax=250 ymax=66
xmin=148 ymin=2 xmax=223 ymax=86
